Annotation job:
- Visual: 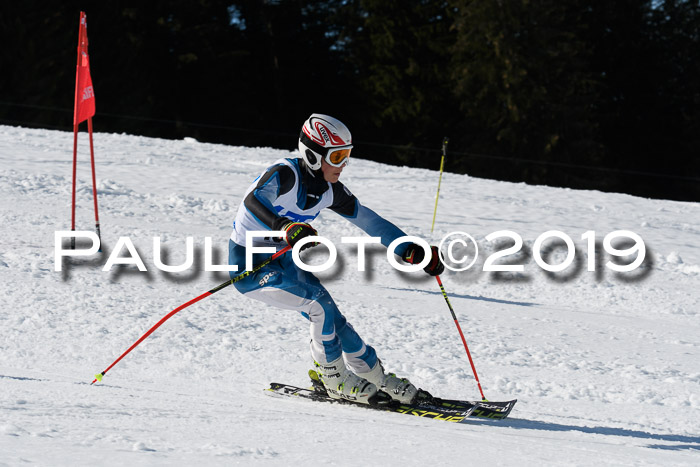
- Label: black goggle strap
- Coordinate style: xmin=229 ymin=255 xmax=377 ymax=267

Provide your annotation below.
xmin=299 ymin=131 xmax=329 ymax=158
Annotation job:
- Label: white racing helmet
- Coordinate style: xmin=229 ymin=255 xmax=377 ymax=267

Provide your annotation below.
xmin=298 ymin=114 xmax=353 ymax=171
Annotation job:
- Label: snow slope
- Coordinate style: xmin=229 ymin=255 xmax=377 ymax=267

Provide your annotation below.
xmin=1 ymin=125 xmax=699 ymax=466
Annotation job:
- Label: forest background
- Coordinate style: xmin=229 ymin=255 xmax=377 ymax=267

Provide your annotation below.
xmin=1 ymin=0 xmax=698 ymax=201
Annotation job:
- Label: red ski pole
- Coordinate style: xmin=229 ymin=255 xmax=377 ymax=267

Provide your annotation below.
xmin=435 ymin=275 xmax=487 ymax=401
xmin=91 ymin=245 xmax=291 ymax=384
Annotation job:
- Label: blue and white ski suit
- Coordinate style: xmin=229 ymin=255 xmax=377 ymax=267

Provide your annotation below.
xmin=229 ymin=158 xmax=410 ymax=373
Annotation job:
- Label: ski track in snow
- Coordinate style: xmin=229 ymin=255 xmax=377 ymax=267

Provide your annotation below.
xmin=0 ymin=125 xmax=699 ymax=466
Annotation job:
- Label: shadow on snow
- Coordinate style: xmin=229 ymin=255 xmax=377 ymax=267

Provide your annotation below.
xmin=483 ymin=417 xmax=700 ymax=450
xmin=386 ymin=287 xmax=538 ymax=308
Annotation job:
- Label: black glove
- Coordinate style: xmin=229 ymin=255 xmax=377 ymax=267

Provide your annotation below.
xmin=282 ymin=221 xmax=319 ymax=251
xmin=402 ymin=243 xmax=444 ymax=276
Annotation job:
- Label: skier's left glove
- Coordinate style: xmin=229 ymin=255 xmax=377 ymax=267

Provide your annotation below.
xmin=402 ymin=243 xmax=444 ymax=276
xmin=282 ymin=221 xmax=319 ymax=251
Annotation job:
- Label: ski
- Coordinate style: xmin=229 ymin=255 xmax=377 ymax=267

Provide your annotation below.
xmin=266 ymin=382 xmax=477 ymax=423
xmin=305 ymin=369 xmax=516 ymax=420
xmin=267 ymin=370 xmax=517 ymax=422
xmin=428 ymin=396 xmax=517 ymax=420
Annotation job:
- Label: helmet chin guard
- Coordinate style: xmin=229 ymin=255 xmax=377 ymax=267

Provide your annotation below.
xmin=298 ymin=114 xmax=352 ymax=171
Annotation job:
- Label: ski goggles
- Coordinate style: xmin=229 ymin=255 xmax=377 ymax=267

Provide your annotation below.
xmin=300 ymin=131 xmax=352 ymax=167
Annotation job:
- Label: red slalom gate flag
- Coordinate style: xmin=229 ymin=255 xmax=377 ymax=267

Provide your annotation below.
xmin=73 ymin=11 xmax=95 ymax=125
xmin=70 ymin=11 xmax=101 ymax=250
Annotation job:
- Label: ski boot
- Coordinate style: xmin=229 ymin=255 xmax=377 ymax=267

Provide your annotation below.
xmin=314 ymin=357 xmax=392 ymax=406
xmin=357 ymin=361 xmax=423 ymax=405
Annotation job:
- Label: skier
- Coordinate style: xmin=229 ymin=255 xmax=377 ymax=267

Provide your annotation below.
xmin=228 ymin=114 xmax=444 ymax=406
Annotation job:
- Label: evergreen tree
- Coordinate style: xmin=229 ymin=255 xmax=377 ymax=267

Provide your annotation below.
xmin=449 ymin=0 xmax=603 ymax=185
xmin=337 ymin=0 xmax=456 ymax=166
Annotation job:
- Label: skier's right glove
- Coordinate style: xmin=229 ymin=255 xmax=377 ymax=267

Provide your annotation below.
xmin=281 ymin=221 xmax=319 ymax=251
xmin=402 ymin=243 xmax=444 ymax=276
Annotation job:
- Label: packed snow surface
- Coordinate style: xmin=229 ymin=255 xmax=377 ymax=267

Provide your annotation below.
xmin=1 ymin=125 xmax=699 ymax=465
